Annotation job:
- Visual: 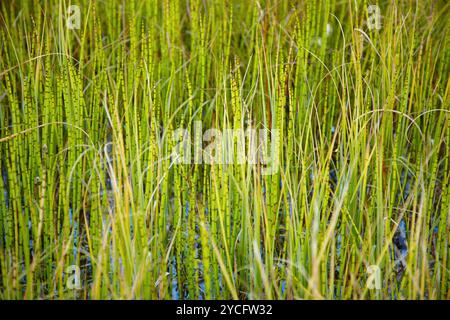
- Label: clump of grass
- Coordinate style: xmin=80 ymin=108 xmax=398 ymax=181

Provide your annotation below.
xmin=0 ymin=0 xmax=448 ymax=299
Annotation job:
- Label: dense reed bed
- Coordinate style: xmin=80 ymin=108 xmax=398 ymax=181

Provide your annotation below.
xmin=0 ymin=0 xmax=449 ymax=299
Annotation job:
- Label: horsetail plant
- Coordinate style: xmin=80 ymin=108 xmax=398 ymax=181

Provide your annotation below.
xmin=0 ymin=0 xmax=448 ymax=300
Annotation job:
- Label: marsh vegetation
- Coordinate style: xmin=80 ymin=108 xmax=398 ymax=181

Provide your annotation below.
xmin=0 ymin=0 xmax=448 ymax=299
